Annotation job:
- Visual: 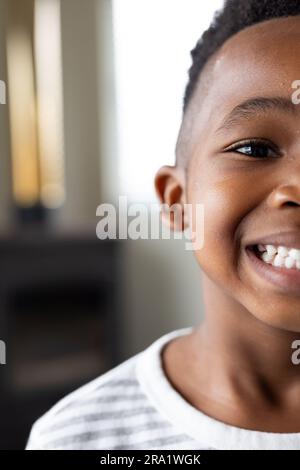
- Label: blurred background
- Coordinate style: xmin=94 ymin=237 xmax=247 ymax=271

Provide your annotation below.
xmin=0 ymin=0 xmax=223 ymax=449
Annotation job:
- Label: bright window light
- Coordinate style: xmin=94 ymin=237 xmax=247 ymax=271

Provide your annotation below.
xmin=112 ymin=0 xmax=224 ymax=203
xmin=34 ymin=0 xmax=65 ymax=208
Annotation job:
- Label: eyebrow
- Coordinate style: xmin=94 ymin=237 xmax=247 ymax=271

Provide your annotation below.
xmin=215 ymin=96 xmax=297 ymax=134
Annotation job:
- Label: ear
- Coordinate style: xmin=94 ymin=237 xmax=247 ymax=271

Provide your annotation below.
xmin=154 ymin=165 xmax=188 ymax=232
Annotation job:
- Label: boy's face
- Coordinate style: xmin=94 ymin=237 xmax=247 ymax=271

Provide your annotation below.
xmin=155 ymin=16 xmax=300 ymax=333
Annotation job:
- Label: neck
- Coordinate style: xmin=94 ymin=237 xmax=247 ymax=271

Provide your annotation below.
xmin=195 ymin=274 xmax=300 ymax=406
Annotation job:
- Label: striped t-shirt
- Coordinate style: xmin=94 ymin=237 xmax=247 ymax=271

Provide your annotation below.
xmin=26 ymin=326 xmax=300 ymax=450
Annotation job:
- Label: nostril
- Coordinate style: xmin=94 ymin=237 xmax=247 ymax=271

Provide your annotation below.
xmin=285 ymin=201 xmax=300 ymax=207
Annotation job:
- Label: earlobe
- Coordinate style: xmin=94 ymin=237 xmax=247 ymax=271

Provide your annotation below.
xmin=154 ymin=165 xmax=188 ymax=232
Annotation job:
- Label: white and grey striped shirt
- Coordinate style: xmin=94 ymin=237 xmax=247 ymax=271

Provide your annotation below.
xmin=26 ymin=326 xmax=300 ymax=450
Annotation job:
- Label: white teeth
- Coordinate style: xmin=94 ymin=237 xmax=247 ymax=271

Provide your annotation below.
xmin=256 ymin=244 xmax=300 ymax=271
xmin=277 ymin=246 xmax=289 ymax=258
xmin=289 ymin=249 xmax=300 ymax=261
xmin=262 ymin=252 xmax=274 ymax=263
xmin=273 ymin=254 xmax=285 ymax=267
xmin=266 ymin=245 xmax=277 ymax=256
xmin=284 ymin=257 xmax=296 ymax=269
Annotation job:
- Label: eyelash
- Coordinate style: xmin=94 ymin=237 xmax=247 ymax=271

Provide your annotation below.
xmin=224 ymin=139 xmax=280 ymax=159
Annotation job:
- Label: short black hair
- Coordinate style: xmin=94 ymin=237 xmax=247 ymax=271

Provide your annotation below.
xmin=183 ymin=0 xmax=300 ymax=114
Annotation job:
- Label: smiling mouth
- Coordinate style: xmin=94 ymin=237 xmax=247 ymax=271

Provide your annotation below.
xmin=246 ymin=245 xmax=300 ymax=294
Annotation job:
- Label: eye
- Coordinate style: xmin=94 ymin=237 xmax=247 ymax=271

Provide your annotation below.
xmin=224 ymin=139 xmax=280 ymax=159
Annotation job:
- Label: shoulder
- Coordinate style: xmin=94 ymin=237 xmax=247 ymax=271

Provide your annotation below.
xmin=25 ymin=350 xmax=165 ymax=450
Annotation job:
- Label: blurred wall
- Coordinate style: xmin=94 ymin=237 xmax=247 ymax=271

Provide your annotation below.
xmin=57 ymin=0 xmax=102 ymax=228
xmin=57 ymin=0 xmax=118 ymax=228
xmin=119 ymin=237 xmax=202 ymax=359
xmin=0 ymin=0 xmax=12 ymax=230
xmin=58 ymin=0 xmax=204 ymax=360
xmin=0 ymin=0 xmax=203 ymax=361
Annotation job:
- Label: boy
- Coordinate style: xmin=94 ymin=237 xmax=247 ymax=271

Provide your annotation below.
xmin=26 ymin=0 xmax=300 ymax=450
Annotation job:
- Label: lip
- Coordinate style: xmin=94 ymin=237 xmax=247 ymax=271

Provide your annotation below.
xmin=246 ymin=246 xmax=300 ymax=295
xmin=244 ymin=230 xmax=300 ymax=250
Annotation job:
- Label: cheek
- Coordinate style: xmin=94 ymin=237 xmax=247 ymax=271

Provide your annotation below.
xmin=187 ymin=171 xmax=254 ymax=282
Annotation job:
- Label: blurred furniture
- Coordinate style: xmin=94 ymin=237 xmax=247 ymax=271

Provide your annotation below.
xmin=0 ymin=231 xmax=120 ymax=449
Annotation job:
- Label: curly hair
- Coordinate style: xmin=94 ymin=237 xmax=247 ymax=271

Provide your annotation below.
xmin=183 ymin=0 xmax=300 ymax=113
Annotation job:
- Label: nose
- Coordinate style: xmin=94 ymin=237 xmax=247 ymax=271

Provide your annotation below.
xmin=267 ymin=184 xmax=300 ymax=208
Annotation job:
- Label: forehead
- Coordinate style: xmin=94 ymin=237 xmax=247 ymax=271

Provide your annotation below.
xmin=210 ymin=15 xmax=300 ymax=102
xmin=183 ymin=15 xmax=300 ymax=159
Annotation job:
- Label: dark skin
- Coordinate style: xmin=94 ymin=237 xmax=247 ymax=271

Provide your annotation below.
xmin=155 ymin=16 xmax=300 ymax=432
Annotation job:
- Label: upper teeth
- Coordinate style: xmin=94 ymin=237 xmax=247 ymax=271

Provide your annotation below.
xmin=258 ymin=244 xmax=300 ymax=270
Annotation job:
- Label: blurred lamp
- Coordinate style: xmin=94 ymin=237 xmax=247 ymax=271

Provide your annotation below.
xmin=6 ymin=0 xmax=65 ymax=220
